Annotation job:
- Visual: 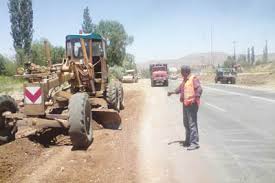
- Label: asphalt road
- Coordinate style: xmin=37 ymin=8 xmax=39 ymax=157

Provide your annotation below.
xmin=137 ymin=79 xmax=275 ymax=183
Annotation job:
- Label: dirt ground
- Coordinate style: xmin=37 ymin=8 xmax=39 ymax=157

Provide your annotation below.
xmin=0 ymin=84 xmax=145 ymax=183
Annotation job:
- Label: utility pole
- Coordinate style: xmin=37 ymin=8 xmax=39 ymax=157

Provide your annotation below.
xmin=233 ymin=41 xmax=236 ymax=61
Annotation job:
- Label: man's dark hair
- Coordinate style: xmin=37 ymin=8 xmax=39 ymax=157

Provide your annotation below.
xmin=181 ymin=65 xmax=191 ymax=74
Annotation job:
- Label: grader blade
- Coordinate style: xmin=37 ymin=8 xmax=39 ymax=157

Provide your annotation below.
xmin=92 ymin=109 xmax=121 ymax=129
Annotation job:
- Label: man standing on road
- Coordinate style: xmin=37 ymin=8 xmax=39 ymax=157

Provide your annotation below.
xmin=168 ymin=65 xmax=202 ymax=150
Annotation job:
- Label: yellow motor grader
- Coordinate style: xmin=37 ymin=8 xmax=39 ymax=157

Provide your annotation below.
xmin=0 ymin=33 xmax=124 ymax=148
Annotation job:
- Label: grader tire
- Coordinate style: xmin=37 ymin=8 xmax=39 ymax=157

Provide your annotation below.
xmin=164 ymin=80 xmax=169 ymax=87
xmin=0 ymin=95 xmax=18 ymax=144
xmin=151 ymin=80 xmax=155 ymax=87
xmin=106 ymin=83 xmax=120 ymax=111
xmin=68 ymin=93 xmax=93 ymax=149
xmin=117 ymin=82 xmax=125 ymax=110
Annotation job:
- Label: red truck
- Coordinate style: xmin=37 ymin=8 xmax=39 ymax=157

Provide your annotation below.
xmin=150 ymin=64 xmax=169 ymax=87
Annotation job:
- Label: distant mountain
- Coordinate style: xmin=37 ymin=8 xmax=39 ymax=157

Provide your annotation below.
xmin=137 ymin=52 xmax=229 ymax=69
xmin=137 ymin=52 xmax=275 ymax=70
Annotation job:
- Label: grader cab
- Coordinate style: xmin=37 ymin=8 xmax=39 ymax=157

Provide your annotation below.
xmin=0 ymin=33 xmax=124 ymax=149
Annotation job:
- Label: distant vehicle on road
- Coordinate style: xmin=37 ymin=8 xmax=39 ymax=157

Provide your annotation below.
xmin=169 ymin=74 xmax=178 ymax=80
xmin=150 ymin=64 xmax=168 ymax=87
xmin=122 ymin=69 xmax=138 ymax=83
xmin=215 ymin=68 xmax=237 ymax=84
xmin=169 ymin=67 xmax=178 ymax=80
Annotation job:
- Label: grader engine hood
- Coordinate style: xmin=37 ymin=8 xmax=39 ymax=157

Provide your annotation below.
xmin=24 ymin=83 xmax=45 ymax=116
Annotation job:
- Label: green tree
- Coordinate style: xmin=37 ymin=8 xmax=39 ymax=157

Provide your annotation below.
xmin=20 ymin=0 xmax=33 ymax=55
xmin=247 ymin=48 xmax=251 ymax=64
xmin=8 ymin=0 xmax=21 ymax=49
xmin=109 ymin=65 xmax=125 ymax=80
xmin=31 ymin=40 xmax=47 ymax=65
xmin=140 ymin=68 xmax=150 ymax=78
xmin=0 ymin=54 xmax=17 ymax=76
xmin=16 ymin=49 xmax=28 ymax=66
xmin=237 ymin=54 xmax=246 ymax=62
xmin=8 ymin=0 xmax=33 ymax=55
xmin=251 ymin=46 xmax=255 ymax=65
xmin=82 ymin=6 xmax=95 ymax=33
xmin=51 ymin=46 xmax=65 ymax=64
xmin=95 ymin=20 xmax=134 ymax=66
xmin=238 ymin=54 xmax=250 ymax=67
xmin=263 ymin=40 xmax=268 ymax=63
xmin=123 ymin=53 xmax=136 ymax=70
xmin=4 ymin=61 xmax=17 ymax=76
xmin=223 ymin=56 xmax=235 ymax=68
xmin=0 ymin=54 xmax=7 ymax=75
xmin=31 ymin=39 xmax=65 ymax=66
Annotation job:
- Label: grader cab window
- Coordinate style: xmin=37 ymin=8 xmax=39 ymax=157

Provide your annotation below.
xmin=73 ymin=41 xmax=83 ymax=58
xmin=92 ymin=41 xmax=103 ymax=57
xmin=67 ymin=39 xmax=103 ymax=59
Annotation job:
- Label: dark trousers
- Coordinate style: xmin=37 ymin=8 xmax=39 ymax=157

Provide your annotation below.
xmin=183 ymin=103 xmax=199 ymax=146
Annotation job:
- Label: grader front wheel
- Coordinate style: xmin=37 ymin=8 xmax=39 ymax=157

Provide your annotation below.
xmin=106 ymin=83 xmax=120 ymax=111
xmin=0 ymin=95 xmax=18 ymax=144
xmin=68 ymin=93 xmax=93 ymax=149
xmin=117 ymin=82 xmax=124 ymax=110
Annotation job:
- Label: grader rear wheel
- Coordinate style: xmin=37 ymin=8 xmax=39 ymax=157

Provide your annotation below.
xmin=68 ymin=93 xmax=93 ymax=149
xmin=0 ymin=95 xmax=18 ymax=144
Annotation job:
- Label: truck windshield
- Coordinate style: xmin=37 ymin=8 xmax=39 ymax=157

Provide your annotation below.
xmin=152 ymin=67 xmax=166 ymax=72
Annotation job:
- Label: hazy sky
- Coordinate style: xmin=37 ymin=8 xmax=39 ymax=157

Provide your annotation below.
xmin=0 ymin=0 xmax=275 ymax=62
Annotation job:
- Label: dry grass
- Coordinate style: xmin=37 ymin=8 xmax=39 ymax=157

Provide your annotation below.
xmin=243 ymin=63 xmax=275 ymax=73
xmin=0 ymin=76 xmax=23 ymax=96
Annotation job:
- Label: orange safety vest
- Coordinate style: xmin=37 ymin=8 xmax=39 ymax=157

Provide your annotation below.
xmin=182 ymin=75 xmax=196 ymax=106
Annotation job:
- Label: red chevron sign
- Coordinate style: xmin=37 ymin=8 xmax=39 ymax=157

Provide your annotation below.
xmin=24 ymin=87 xmax=42 ymax=104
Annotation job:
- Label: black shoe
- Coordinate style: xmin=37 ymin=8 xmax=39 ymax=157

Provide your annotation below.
xmin=182 ymin=141 xmax=190 ymax=147
xmin=187 ymin=145 xmax=200 ymax=151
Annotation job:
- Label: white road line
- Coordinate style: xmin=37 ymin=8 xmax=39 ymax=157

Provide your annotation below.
xmin=204 ymin=102 xmax=226 ymax=112
xmin=204 ymin=86 xmax=249 ymax=97
xmin=204 ymin=86 xmax=275 ymax=103
xmin=250 ymin=96 xmax=275 ymax=103
xmin=211 ymin=83 xmax=275 ymax=93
